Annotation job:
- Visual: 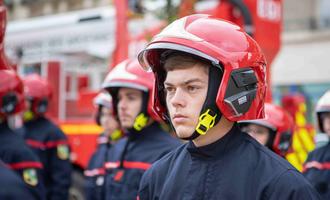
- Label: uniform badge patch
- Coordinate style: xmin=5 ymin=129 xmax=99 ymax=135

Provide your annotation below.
xmin=23 ymin=168 xmax=38 ymax=186
xmin=57 ymin=144 xmax=69 ymax=160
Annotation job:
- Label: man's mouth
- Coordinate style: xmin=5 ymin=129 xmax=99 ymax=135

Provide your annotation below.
xmin=172 ymin=114 xmax=188 ymax=123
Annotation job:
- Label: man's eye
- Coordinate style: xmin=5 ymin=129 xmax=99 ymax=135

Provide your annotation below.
xmin=127 ymin=95 xmax=137 ymax=101
xmin=165 ymin=87 xmax=175 ymax=93
xmin=187 ymin=86 xmax=199 ymax=92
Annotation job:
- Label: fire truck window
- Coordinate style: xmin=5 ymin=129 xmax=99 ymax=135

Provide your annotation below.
xmin=23 ymin=63 xmax=42 ymax=75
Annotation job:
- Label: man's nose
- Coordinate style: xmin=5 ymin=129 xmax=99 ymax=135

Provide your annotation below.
xmin=170 ymin=88 xmax=186 ymax=108
xmin=118 ymin=98 xmax=127 ymax=111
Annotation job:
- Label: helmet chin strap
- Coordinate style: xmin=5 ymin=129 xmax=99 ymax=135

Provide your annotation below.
xmin=178 ymin=64 xmax=223 ymax=141
xmin=23 ymin=110 xmax=35 ymax=122
xmin=128 ymin=92 xmax=150 ymax=134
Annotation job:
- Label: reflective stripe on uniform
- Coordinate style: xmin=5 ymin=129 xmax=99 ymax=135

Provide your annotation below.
xmin=8 ymin=161 xmax=43 ymax=170
xmin=105 ymin=161 xmax=151 ymax=171
xmin=26 ymin=139 xmax=69 ymax=149
xmin=303 ymin=161 xmax=330 ymax=172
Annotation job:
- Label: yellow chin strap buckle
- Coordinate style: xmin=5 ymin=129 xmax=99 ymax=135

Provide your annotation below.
xmin=133 ymin=113 xmax=149 ymax=131
xmin=196 ymin=109 xmax=217 ymax=135
xmin=23 ymin=110 xmax=34 ymax=122
xmin=110 ymin=129 xmax=123 ymax=141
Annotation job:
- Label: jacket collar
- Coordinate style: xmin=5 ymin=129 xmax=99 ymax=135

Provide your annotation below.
xmin=187 ymin=124 xmax=242 ymax=159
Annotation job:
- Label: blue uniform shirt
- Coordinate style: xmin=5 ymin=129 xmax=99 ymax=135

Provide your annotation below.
xmin=0 ymin=122 xmax=46 ymax=200
xmin=0 ymin=160 xmax=40 ymax=199
xmin=85 ymin=133 xmax=111 ymax=200
xmin=24 ymin=117 xmax=72 ymax=200
xmin=139 ymin=124 xmax=321 ymax=200
xmin=304 ymin=142 xmax=330 ymax=199
xmin=104 ymin=123 xmax=181 ymax=200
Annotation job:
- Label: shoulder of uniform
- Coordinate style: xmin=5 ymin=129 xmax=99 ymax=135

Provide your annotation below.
xmin=265 ymin=169 xmax=320 ymax=199
xmin=47 ymin=123 xmax=68 ymax=140
xmin=147 ymin=143 xmax=187 ymax=173
xmin=309 ymin=144 xmax=329 ymax=155
xmin=242 ymin=132 xmax=296 ymax=170
xmin=16 ymin=145 xmax=41 ymax=161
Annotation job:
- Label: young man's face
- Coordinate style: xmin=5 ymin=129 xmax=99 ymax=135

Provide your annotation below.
xmin=241 ymin=124 xmax=270 ymax=146
xmin=321 ymin=112 xmax=330 ymax=136
xmin=100 ymin=106 xmax=119 ymax=133
xmin=117 ymin=88 xmax=143 ymax=129
xmin=164 ymin=64 xmax=208 ymax=138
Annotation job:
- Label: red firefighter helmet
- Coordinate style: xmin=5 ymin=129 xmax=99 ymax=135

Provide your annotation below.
xmin=0 ymin=1 xmax=11 ymax=70
xmin=0 ymin=70 xmax=25 ymax=118
xmin=316 ymin=90 xmax=330 ymax=133
xmin=102 ymin=59 xmax=159 ymax=122
xmin=138 ymin=14 xmax=266 ymax=130
xmin=239 ymin=103 xmax=294 ymax=156
xmin=0 ymin=0 xmax=6 ymax=42
xmin=22 ymin=74 xmax=52 ymax=114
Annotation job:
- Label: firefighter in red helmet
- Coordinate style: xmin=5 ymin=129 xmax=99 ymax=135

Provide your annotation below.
xmin=304 ymin=90 xmax=330 ymax=199
xmin=85 ymin=92 xmax=122 ymax=200
xmin=0 ymin=70 xmax=45 ymax=199
xmin=102 ymin=59 xmax=180 ymax=200
xmin=22 ymin=74 xmax=72 ymax=200
xmin=0 ymin=2 xmax=45 ymax=198
xmin=137 ymin=14 xmax=320 ymax=199
xmin=239 ymin=103 xmax=294 ymax=157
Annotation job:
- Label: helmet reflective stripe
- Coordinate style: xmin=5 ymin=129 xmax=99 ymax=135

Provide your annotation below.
xmin=316 ymin=90 xmax=330 ymax=132
xmin=316 ymin=91 xmax=330 ymax=113
xmin=93 ymin=92 xmax=112 ymax=109
xmin=102 ymin=82 xmax=148 ymax=92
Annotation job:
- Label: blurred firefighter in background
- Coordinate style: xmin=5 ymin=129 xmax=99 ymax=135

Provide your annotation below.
xmin=22 ymin=74 xmax=72 ymax=200
xmin=84 ymin=92 xmax=123 ymax=200
xmin=101 ymin=59 xmax=181 ymax=200
xmin=239 ymin=103 xmax=294 ymax=157
xmin=0 ymin=70 xmax=46 ymax=199
xmin=0 ymin=1 xmax=45 ymax=198
xmin=304 ymin=90 xmax=330 ymax=199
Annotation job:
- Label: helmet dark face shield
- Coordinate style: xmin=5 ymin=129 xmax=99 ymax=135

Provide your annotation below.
xmin=0 ymin=70 xmax=26 ymax=120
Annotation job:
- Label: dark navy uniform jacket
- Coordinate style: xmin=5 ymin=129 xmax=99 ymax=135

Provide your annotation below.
xmin=303 ymin=142 xmax=330 ymax=199
xmin=104 ymin=123 xmax=181 ymax=200
xmin=0 ymin=160 xmax=38 ymax=199
xmin=0 ymin=123 xmax=46 ymax=200
xmin=23 ymin=117 xmax=72 ymax=200
xmin=139 ymin=124 xmax=321 ymax=200
xmin=85 ymin=133 xmax=111 ymax=200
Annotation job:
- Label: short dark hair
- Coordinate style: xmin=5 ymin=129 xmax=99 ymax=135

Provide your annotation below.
xmin=162 ymin=51 xmax=210 ymax=74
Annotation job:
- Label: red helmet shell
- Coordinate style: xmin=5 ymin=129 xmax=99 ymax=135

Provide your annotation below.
xmin=139 ymin=14 xmax=266 ymax=122
xmin=102 ymin=59 xmax=158 ymax=120
xmin=23 ymin=74 xmax=52 ymax=100
xmin=0 ymin=70 xmax=25 ymax=118
xmin=0 ymin=1 xmax=6 ymax=46
xmin=0 ymin=2 xmax=11 ymax=70
xmin=241 ymin=103 xmax=294 ymax=156
xmin=22 ymin=74 xmax=52 ymax=114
